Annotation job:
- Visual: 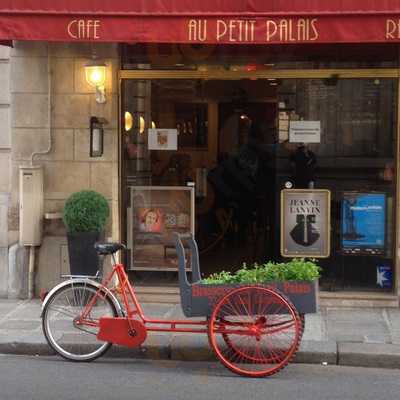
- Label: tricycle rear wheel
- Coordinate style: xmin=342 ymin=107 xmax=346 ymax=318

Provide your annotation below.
xmin=208 ymin=286 xmax=302 ymax=377
xmin=42 ymin=283 xmax=117 ymax=361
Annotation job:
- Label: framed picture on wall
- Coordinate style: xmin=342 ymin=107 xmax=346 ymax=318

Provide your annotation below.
xmin=340 ymin=192 xmax=386 ymax=255
xmin=281 ymin=189 xmax=331 ymax=258
xmin=127 ymin=186 xmax=195 ymax=271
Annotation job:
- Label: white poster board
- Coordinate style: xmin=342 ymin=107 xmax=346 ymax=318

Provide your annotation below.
xmin=148 ymin=129 xmax=178 ymax=150
xmin=289 ymin=121 xmax=321 ymax=143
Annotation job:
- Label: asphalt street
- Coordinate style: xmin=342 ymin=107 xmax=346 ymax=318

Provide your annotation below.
xmin=0 ymin=354 xmax=399 ymax=400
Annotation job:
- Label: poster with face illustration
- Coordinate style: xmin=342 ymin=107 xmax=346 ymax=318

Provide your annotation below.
xmin=281 ymin=189 xmax=331 ymax=258
xmin=129 ymin=186 xmax=195 ymax=271
xmin=138 ymin=208 xmax=163 ymax=233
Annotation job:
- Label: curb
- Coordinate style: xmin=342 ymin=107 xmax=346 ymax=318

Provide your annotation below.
xmin=338 ymin=342 xmax=400 ymax=369
xmin=2 ymin=338 xmax=400 ymax=369
xmin=3 ymin=338 xmax=400 ymax=370
xmin=295 ymin=340 xmax=337 ymax=365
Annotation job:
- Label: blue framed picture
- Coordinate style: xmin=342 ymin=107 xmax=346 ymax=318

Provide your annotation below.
xmin=340 ymin=192 xmax=386 ymax=255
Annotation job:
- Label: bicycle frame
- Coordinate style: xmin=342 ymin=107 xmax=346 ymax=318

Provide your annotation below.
xmin=78 ymin=259 xmax=210 ymax=335
xmin=76 ymin=257 xmax=298 ymax=339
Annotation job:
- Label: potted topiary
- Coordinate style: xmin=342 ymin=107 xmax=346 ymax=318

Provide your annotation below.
xmin=63 ymin=190 xmax=110 ymax=276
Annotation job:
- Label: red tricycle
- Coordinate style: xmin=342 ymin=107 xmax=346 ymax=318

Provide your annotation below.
xmin=41 ymin=233 xmax=317 ymax=378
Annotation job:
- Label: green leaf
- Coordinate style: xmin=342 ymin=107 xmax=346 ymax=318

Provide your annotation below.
xmin=202 ymin=258 xmax=320 ymax=285
xmin=63 ymin=190 xmax=109 ymax=233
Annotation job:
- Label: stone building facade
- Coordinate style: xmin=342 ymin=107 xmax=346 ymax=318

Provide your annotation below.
xmin=0 ymin=42 xmax=120 ymax=297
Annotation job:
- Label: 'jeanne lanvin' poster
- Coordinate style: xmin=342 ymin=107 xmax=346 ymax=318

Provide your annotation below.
xmin=281 ymin=189 xmax=331 ymax=258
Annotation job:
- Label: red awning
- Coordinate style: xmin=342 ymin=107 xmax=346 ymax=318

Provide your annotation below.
xmin=1 ymin=1 xmax=400 ymax=44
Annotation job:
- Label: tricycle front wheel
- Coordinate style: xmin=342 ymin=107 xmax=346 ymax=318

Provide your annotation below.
xmin=208 ymin=286 xmax=302 ymax=378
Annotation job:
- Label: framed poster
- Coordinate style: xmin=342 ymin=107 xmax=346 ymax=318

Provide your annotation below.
xmin=281 ymin=189 xmax=331 ymax=258
xmin=128 ymin=186 xmax=195 ymax=271
xmin=340 ymin=192 xmax=386 ymax=255
xmin=148 ymin=129 xmax=178 ymax=150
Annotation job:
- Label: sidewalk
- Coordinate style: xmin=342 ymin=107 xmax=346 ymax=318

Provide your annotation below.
xmin=1 ymin=299 xmax=400 ymax=369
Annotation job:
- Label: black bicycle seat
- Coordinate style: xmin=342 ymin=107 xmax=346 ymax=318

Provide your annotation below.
xmin=94 ymin=242 xmax=125 ymax=255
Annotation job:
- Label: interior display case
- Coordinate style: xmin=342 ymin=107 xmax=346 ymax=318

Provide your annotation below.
xmin=127 ymin=186 xmax=195 ymax=271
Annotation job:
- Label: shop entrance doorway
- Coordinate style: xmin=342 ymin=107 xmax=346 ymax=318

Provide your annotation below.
xmin=196 ymin=101 xmax=277 ymax=275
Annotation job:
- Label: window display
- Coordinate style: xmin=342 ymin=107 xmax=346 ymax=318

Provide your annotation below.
xmin=128 ymin=186 xmax=195 ymax=270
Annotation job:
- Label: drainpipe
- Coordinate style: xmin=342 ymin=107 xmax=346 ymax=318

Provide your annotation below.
xmin=28 ymin=246 xmax=35 ymax=299
xmin=25 ymin=47 xmax=53 ymax=299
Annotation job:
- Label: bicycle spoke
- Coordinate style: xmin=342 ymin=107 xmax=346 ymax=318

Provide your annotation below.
xmin=42 ymin=283 xmax=116 ymax=361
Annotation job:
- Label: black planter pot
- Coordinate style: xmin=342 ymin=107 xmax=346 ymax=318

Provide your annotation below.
xmin=67 ymin=231 xmax=101 ymax=276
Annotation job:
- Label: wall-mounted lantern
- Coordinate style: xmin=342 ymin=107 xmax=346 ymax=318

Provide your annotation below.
xmin=85 ymin=59 xmax=107 ymax=103
xmin=90 ymin=116 xmax=106 ymax=157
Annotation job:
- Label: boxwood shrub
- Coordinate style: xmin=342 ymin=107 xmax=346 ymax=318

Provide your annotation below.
xmin=63 ymin=190 xmax=109 ymax=233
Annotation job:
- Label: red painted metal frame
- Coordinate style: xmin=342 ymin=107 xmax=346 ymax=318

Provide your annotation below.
xmin=79 ymin=262 xmax=210 ymax=334
xmin=77 ymin=261 xmax=299 ymax=340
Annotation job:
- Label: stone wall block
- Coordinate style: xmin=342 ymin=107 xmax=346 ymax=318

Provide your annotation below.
xmin=74 ymin=128 xmax=115 ymax=162
xmin=52 ymin=94 xmax=90 ymax=128
xmin=12 ymin=128 xmax=74 ymax=161
xmin=0 ymin=194 xmax=10 ymax=297
xmin=11 ymin=41 xmax=48 ymax=57
xmin=42 ymin=201 xmax=66 ymax=236
xmin=10 ymin=162 xmax=21 ymax=205
xmin=0 ymin=153 xmax=10 ymax=192
xmin=8 ymin=203 xmax=19 ymax=232
xmin=43 ymin=161 xmax=90 ymax=199
xmin=90 ymin=162 xmax=113 ymax=199
xmin=49 ymin=43 xmax=118 ymax=58
xmin=10 ymin=57 xmax=48 ymax=93
xmin=89 ymin=93 xmax=118 ymax=129
xmin=52 ymin=58 xmax=74 ymax=94
xmin=0 ymin=193 xmax=9 ymax=247
xmin=44 ymin=218 xmax=66 ymax=236
xmin=0 ymin=63 xmax=10 ymax=103
xmin=0 ymin=45 xmax=11 ymax=59
xmin=8 ymin=243 xmax=28 ymax=299
xmin=0 ymin=107 xmax=11 ymax=148
xmin=36 ymin=236 xmax=68 ymax=295
xmin=36 ymin=129 xmax=74 ymax=161
xmin=0 ymin=248 xmax=8 ymax=297
xmin=12 ymin=94 xmax=49 ymax=128
xmin=44 ymin=199 xmax=65 ymax=214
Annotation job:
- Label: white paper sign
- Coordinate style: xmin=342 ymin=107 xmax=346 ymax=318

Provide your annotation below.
xmin=148 ymin=129 xmax=178 ymax=150
xmin=289 ymin=121 xmax=321 ymax=143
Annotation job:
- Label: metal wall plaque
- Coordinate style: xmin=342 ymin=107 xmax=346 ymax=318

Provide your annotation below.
xmin=281 ymin=189 xmax=331 ymax=258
